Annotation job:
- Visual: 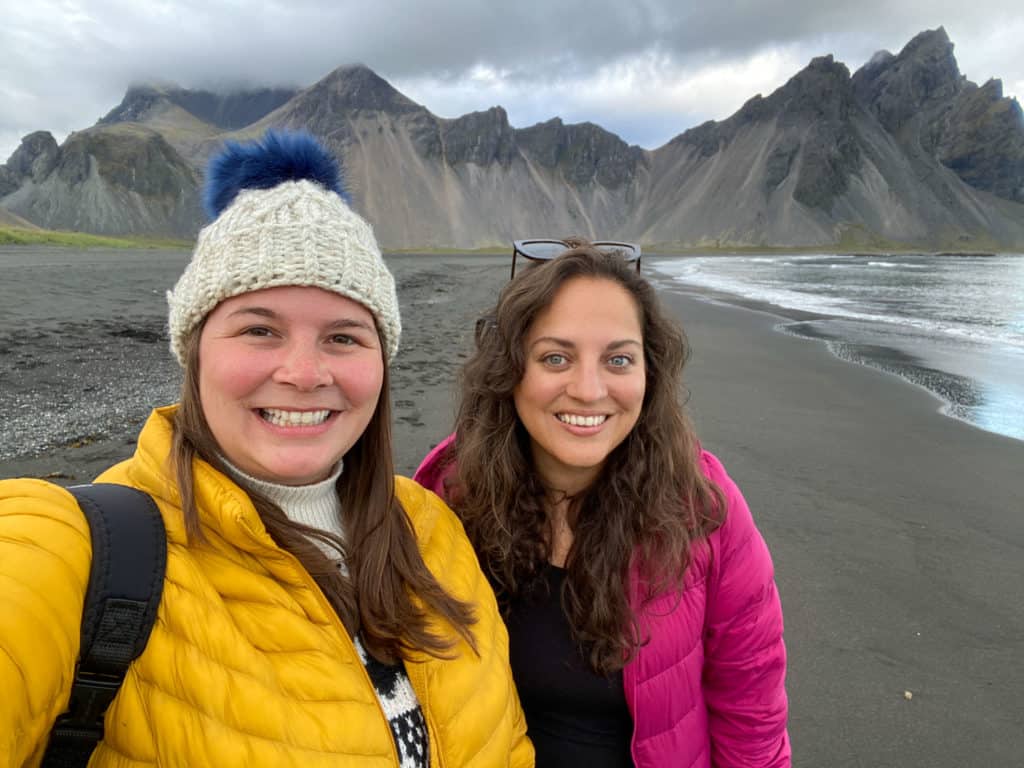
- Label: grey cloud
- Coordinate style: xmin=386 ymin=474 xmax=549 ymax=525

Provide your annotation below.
xmin=1 ymin=0 xmax=1021 ymax=160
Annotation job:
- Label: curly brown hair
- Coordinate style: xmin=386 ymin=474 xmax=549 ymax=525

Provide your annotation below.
xmin=451 ymin=245 xmax=724 ymax=674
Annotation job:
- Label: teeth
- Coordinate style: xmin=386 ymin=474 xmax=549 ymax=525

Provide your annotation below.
xmin=557 ymin=413 xmax=607 ymax=427
xmin=261 ymin=409 xmax=332 ymax=427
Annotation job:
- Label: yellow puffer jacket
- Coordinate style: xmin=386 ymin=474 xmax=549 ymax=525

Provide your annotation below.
xmin=0 ymin=406 xmax=532 ymax=767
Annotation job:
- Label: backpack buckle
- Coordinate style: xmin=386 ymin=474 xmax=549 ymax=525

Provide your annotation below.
xmin=50 ymin=668 xmax=123 ymax=740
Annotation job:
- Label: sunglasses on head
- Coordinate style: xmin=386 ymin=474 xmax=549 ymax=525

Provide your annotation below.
xmin=476 ymin=238 xmax=643 ymax=345
xmin=510 ymin=238 xmax=642 ymax=278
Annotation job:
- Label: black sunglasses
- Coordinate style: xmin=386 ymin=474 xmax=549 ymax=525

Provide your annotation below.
xmin=510 ymin=238 xmax=642 ymax=278
xmin=477 ymin=238 xmax=644 ymax=346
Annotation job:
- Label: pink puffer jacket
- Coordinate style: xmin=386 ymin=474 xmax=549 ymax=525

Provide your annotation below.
xmin=415 ymin=437 xmax=790 ymax=768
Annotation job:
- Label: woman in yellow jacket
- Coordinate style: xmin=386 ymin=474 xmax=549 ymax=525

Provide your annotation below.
xmin=0 ymin=131 xmax=532 ymax=768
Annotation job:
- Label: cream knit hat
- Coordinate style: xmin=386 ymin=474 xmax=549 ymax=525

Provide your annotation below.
xmin=167 ymin=131 xmax=400 ymax=364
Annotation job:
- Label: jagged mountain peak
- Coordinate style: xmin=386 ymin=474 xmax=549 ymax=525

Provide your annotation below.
xmin=935 ymin=77 xmax=1024 ymax=203
xmin=979 ymin=77 xmax=1007 ymax=100
xmin=322 ymin=63 xmax=386 ymax=84
xmin=770 ymin=54 xmax=855 ymax=118
xmin=0 ymin=131 xmax=60 ymax=196
xmin=432 ymin=107 xmax=512 ymax=166
xmin=671 ymin=52 xmax=856 ymax=158
xmin=852 ymin=26 xmax=963 ymax=134
xmin=99 ymin=84 xmax=173 ymax=125
xmin=4 ymin=131 xmax=59 ymax=174
xmin=781 ymin=55 xmax=852 ymax=92
xmin=903 ymin=26 xmax=953 ymax=56
xmin=517 ymin=116 xmax=630 ymax=143
xmin=515 ymin=116 xmax=644 ymax=187
xmin=441 ymin=104 xmax=511 ymax=128
xmin=305 ymin=64 xmax=425 ymax=115
xmin=897 ymin=26 xmax=960 ymax=89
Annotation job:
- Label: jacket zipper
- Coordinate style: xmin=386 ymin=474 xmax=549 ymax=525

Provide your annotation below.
xmin=405 ymin=657 xmax=445 ymax=768
xmin=283 ymin=553 xmax=403 ymax=766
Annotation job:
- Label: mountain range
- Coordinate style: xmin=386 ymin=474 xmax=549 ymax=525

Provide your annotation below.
xmin=2 ymin=27 xmax=1023 ymax=250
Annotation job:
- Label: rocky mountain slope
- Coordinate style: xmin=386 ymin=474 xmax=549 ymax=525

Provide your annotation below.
xmin=1 ymin=125 xmax=201 ymax=237
xmin=641 ymin=29 xmax=1024 ymax=248
xmin=2 ymin=28 xmax=1022 ymax=249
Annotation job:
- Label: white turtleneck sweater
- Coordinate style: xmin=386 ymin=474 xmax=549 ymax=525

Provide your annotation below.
xmin=222 ymin=460 xmax=429 ymax=768
xmin=225 ymin=461 xmax=348 ymax=560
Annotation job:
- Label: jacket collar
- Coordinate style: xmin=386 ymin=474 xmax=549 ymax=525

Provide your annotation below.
xmin=104 ymin=405 xmax=281 ymax=554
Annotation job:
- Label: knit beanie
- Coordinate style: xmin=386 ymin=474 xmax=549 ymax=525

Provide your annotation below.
xmin=167 ymin=130 xmax=400 ymax=364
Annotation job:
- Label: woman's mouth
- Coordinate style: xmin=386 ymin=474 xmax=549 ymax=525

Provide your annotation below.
xmin=259 ymin=408 xmax=334 ymax=427
xmin=557 ymin=413 xmax=607 ymax=427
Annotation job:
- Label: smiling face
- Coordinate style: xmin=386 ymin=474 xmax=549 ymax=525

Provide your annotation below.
xmin=513 ymin=276 xmax=646 ymax=494
xmin=198 ymin=285 xmax=384 ymax=486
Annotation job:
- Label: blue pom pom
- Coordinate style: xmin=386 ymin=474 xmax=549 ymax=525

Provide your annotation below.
xmin=202 ymin=130 xmax=350 ymax=219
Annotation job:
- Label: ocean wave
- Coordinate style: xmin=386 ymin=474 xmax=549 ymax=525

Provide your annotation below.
xmin=866 ymin=260 xmax=930 ymax=269
xmin=662 ymin=259 xmax=1024 ymax=351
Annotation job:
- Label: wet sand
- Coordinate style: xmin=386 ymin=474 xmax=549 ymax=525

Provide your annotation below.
xmin=2 ymin=248 xmax=1023 ymax=765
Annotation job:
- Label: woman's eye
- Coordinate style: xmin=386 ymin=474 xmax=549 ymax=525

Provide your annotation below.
xmin=608 ymin=354 xmax=633 ymax=368
xmin=330 ymin=334 xmax=356 ymax=345
xmin=542 ymin=353 xmax=567 ymax=366
xmin=242 ymin=326 xmax=273 ymax=337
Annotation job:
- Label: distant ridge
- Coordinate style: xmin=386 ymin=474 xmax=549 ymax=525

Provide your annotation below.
xmin=100 ymin=83 xmax=299 ymax=131
xmin=2 ymin=29 xmax=1023 ymax=249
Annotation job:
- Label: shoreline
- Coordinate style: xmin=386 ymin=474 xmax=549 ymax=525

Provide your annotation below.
xmin=647 ymin=256 xmax=1024 ymax=446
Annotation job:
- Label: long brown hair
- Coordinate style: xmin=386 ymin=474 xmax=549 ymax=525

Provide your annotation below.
xmin=452 ymin=246 xmax=724 ymax=674
xmin=171 ymin=320 xmax=476 ymax=664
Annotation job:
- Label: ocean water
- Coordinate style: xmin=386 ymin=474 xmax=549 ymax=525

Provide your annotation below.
xmin=653 ymin=252 xmax=1024 ymax=443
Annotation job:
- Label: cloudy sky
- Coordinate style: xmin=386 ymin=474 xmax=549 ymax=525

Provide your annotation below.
xmin=2 ymin=0 xmax=1022 ymax=162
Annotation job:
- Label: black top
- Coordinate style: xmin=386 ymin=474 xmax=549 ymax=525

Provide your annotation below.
xmin=506 ymin=563 xmax=634 ymax=767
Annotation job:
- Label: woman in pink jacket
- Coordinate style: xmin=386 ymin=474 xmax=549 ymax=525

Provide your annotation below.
xmin=414 ymin=241 xmax=790 ymax=767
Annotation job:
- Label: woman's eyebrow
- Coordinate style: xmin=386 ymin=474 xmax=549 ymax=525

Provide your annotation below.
xmin=607 ymin=339 xmax=642 ymax=350
xmin=528 ymin=336 xmax=641 ymax=350
xmin=529 ymin=335 xmax=575 ymax=349
xmin=224 ymin=307 xmax=373 ymax=331
xmin=226 ymin=306 xmax=277 ymax=319
xmin=326 ymin=318 xmax=375 ymax=331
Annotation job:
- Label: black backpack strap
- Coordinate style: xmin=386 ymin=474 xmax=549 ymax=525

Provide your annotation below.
xmin=42 ymin=483 xmax=167 ymax=768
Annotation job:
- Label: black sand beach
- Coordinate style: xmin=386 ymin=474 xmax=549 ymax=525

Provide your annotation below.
xmin=2 ymin=247 xmax=1022 ymax=765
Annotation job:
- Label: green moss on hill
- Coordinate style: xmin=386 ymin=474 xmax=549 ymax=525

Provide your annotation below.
xmin=0 ymin=226 xmax=191 ymax=249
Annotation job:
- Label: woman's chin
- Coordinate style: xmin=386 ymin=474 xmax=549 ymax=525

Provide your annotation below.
xmin=241 ymin=456 xmax=340 ymax=487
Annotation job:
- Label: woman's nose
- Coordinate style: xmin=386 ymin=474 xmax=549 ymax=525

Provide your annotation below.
xmin=565 ymin=361 xmax=607 ymax=402
xmin=273 ymin=344 xmax=332 ymax=390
